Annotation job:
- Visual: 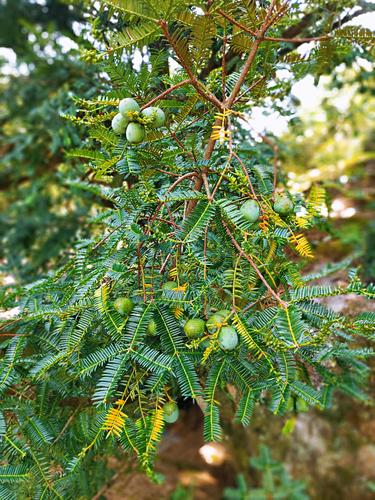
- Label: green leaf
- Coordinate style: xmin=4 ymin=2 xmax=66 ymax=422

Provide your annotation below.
xmin=177 ymin=201 xmax=215 ymax=243
xmin=290 ymin=381 xmax=322 ymax=407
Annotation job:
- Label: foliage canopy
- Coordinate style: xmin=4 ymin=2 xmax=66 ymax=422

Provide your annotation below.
xmin=1 ymin=1 xmax=374 ymax=498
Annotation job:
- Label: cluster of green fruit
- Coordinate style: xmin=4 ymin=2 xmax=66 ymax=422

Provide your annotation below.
xmin=184 ymin=309 xmax=239 ymax=350
xmin=111 ymin=97 xmax=165 ymax=144
xmin=113 ymin=294 xmax=238 ymax=425
xmin=114 ymin=293 xmax=239 ymax=350
xmin=239 ymin=194 xmax=294 ymax=223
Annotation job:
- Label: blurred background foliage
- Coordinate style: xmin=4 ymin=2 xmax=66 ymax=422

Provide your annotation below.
xmin=280 ymin=62 xmax=375 ymax=278
xmin=0 ymin=0 xmax=374 ymax=498
xmin=0 ymin=0 xmax=101 ymax=285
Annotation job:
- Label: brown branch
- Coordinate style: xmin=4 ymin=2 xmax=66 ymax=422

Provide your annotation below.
xmin=167 ymin=172 xmax=197 ymax=192
xmin=219 ymin=10 xmax=331 ymax=43
xmin=222 ymin=32 xmax=227 ymax=99
xmin=140 ymin=79 xmax=192 ymax=110
xmin=222 ymin=220 xmax=287 ymax=308
xmin=224 ymin=35 xmax=263 ymax=109
xmin=159 ymin=20 xmax=223 ymax=111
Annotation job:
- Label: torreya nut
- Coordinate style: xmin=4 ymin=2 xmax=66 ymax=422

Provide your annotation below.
xmin=216 ymin=309 xmax=231 ymax=320
xmin=240 ymin=199 xmax=260 ymax=222
xmin=141 ymin=107 xmax=166 ymax=128
xmin=126 ymin=122 xmax=145 ymax=144
xmin=111 ymin=113 xmax=128 ymax=134
xmin=113 ymin=297 xmax=134 ymax=316
xmin=273 ymin=194 xmax=294 ymax=215
xmin=218 ymin=326 xmax=239 ymax=350
xmin=119 ymin=97 xmax=140 ymax=116
xmin=206 ymin=313 xmax=225 ymax=333
xmin=184 ymin=318 xmax=206 ymax=339
xmin=147 ymin=318 xmax=157 ymax=336
xmin=163 ymin=401 xmax=179 ymax=423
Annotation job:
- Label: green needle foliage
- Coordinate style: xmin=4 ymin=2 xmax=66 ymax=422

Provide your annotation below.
xmin=1 ymin=1 xmax=374 ymax=498
xmin=223 ymin=445 xmax=309 ymax=500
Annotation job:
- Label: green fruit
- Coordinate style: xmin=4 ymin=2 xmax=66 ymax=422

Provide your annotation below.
xmin=163 ymin=402 xmax=179 ymax=423
xmin=184 ymin=318 xmax=205 ymax=338
xmin=206 ymin=313 xmax=225 ymax=333
xmin=162 ymin=281 xmax=176 ymax=291
xmin=126 ymin=122 xmax=145 ymax=144
xmin=273 ymin=194 xmax=294 ymax=215
xmin=218 ymin=326 xmax=238 ymax=350
xmin=216 ymin=309 xmax=231 ymax=320
xmin=111 ymin=113 xmax=128 ymax=134
xmin=113 ymin=297 xmax=134 ymax=316
xmin=119 ymin=97 xmax=140 ymax=116
xmin=141 ymin=107 xmax=165 ymax=128
xmin=240 ymin=199 xmax=260 ymax=222
xmin=147 ymin=318 xmax=157 ymax=336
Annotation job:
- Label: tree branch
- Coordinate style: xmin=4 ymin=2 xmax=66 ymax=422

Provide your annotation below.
xmin=140 ymin=79 xmax=191 ymax=110
xmin=158 ymin=20 xmax=223 ymax=111
xmin=219 ymin=10 xmax=331 ymax=44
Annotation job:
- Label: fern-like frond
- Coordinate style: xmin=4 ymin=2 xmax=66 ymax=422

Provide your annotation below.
xmin=204 ymin=359 xmax=226 ymax=442
xmin=289 ymin=233 xmax=314 ymax=259
xmin=235 ymin=389 xmax=256 ymax=426
xmin=102 ymin=402 xmax=127 ymax=437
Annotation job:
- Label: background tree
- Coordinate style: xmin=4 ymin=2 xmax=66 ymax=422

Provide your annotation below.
xmin=0 ymin=0 xmax=102 ymax=285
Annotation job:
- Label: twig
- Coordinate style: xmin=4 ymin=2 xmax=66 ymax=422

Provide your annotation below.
xmin=169 ymin=130 xmax=196 ymax=161
xmin=167 ymin=172 xmax=197 ymax=192
xmin=224 ymin=33 xmax=263 ymax=109
xmin=232 ymin=152 xmax=257 ymax=199
xmin=222 ymin=220 xmax=287 ymax=308
xmin=209 ymin=154 xmax=233 ymax=200
xmin=53 ymin=408 xmax=80 ymax=444
xmin=218 ymin=9 xmax=330 ymax=43
xmin=259 ymin=134 xmax=279 ymax=195
xmin=140 ymin=79 xmax=191 ymax=110
xmin=159 ymin=20 xmax=223 ymax=111
xmin=222 ymin=31 xmax=227 ymax=99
